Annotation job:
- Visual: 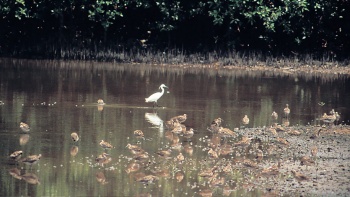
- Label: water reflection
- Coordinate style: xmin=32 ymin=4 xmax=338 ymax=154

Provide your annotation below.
xmin=70 ymin=146 xmax=79 ymax=156
xmin=0 ymin=59 xmax=349 ymax=196
xmin=145 ymin=112 xmax=164 ymax=132
xmin=21 ymin=172 xmax=40 ymax=185
xmin=19 ymin=134 xmax=30 ymax=146
xmin=95 ymin=171 xmax=108 ymax=185
xmin=8 ymin=168 xmax=22 ymax=180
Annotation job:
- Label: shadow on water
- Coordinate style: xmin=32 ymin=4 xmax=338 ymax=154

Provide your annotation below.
xmin=0 ymin=58 xmax=349 ymax=196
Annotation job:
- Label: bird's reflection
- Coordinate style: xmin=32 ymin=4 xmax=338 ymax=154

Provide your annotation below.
xmin=96 ymin=171 xmax=108 ymax=185
xmin=145 ymin=112 xmax=164 ymax=132
xmin=9 ymin=168 xmax=22 ymax=180
xmin=21 ymin=172 xmax=40 ymax=185
xmin=19 ymin=134 xmax=30 ymax=145
xmin=70 ymin=146 xmax=79 ymax=157
xmin=97 ymin=105 xmax=104 ymax=111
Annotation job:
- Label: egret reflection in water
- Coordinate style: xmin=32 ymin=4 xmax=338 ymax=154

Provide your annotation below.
xmin=145 ymin=112 xmax=164 ymax=132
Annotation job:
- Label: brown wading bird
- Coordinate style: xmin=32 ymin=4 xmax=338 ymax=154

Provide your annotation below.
xmin=156 ymin=149 xmax=172 ymax=158
xmin=97 ymin=99 xmax=105 ymax=105
xmin=208 ymin=148 xmax=219 ymax=159
xmin=242 ymin=115 xmax=249 ymax=125
xmin=133 ymin=152 xmax=149 ymax=161
xmin=291 ymin=170 xmax=309 ymax=182
xmin=21 ymin=154 xmax=42 ymax=166
xmin=210 ymin=176 xmax=225 ymax=187
xmin=310 ymin=128 xmax=323 ymax=139
xmin=125 ymin=162 xmax=141 ymax=173
xmin=234 ymin=136 xmax=252 ymax=147
xmin=212 ymin=117 xmax=223 ymax=126
xmin=95 ymin=153 xmax=111 ymax=165
xmin=133 ymin=130 xmax=144 ymax=138
xmin=198 ymin=189 xmax=213 ymax=197
xmin=70 ymin=132 xmax=79 ymax=142
xmin=20 ymin=122 xmax=30 ymax=132
xmin=260 ymin=162 xmax=280 ymax=176
xmin=165 ymin=120 xmax=176 ymax=129
xmin=218 ymin=127 xmax=237 ymax=137
xmin=256 ymin=149 xmax=264 ymax=161
xmin=99 ymin=140 xmax=114 ymax=149
xmin=208 ymin=117 xmax=223 ymax=132
xmin=287 ymin=129 xmax=301 ymax=136
xmin=171 ymin=125 xmax=183 ymax=134
xmin=242 ymin=159 xmax=259 ymax=168
xmin=273 ymin=123 xmax=285 ymax=132
xmin=320 ymin=113 xmax=336 ymax=123
xmin=271 ymin=111 xmax=278 ymax=120
xmin=267 ymin=126 xmax=277 ymax=136
xmin=183 ymin=128 xmax=194 ymax=137
xmin=126 ymin=144 xmax=145 ymax=155
xmin=171 ymin=114 xmax=187 ymax=123
xmin=136 ymin=174 xmax=159 ymax=184
xmin=218 ymin=144 xmax=234 ymax=156
xmin=10 ymin=150 xmax=23 ymax=161
xmin=284 ymin=104 xmax=290 ymax=118
xmin=311 ymin=146 xmax=318 ymax=157
xmin=222 ymin=162 xmax=232 ymax=174
xmin=199 ymin=166 xmax=218 ymax=178
xmin=276 ymin=137 xmax=289 ymax=146
xmin=335 ymin=112 xmax=340 ymax=121
xmin=300 ymin=156 xmax=315 ymax=166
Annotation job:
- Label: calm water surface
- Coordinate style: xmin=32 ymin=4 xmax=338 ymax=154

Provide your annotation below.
xmin=0 ymin=59 xmax=349 ymax=196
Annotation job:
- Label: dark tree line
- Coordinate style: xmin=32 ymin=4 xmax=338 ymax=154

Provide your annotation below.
xmin=0 ymin=0 xmax=349 ymax=61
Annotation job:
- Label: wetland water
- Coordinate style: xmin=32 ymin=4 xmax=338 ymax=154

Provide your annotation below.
xmin=0 ymin=59 xmax=349 ymax=196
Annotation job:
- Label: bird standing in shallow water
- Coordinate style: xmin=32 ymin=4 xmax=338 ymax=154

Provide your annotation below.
xmin=271 ymin=111 xmax=278 ymax=120
xmin=95 ymin=153 xmax=111 ymax=166
xmin=300 ymin=156 xmax=315 ymax=166
xmin=242 ymin=115 xmax=249 ymax=125
xmin=171 ymin=114 xmax=187 ymax=123
xmin=99 ymin=140 xmax=114 ymax=149
xmin=136 ymin=174 xmax=159 ymax=184
xmin=71 ymin=132 xmax=79 ymax=142
xmin=284 ymin=104 xmax=290 ymax=118
xmin=218 ymin=127 xmax=236 ymax=137
xmin=133 ymin=130 xmax=144 ymax=138
xmin=21 ymin=154 xmax=42 ymax=166
xmin=97 ymin=99 xmax=105 ymax=105
xmin=145 ymin=84 xmax=168 ymax=107
xmin=291 ymin=170 xmax=309 ymax=182
xmin=20 ymin=122 xmax=30 ymax=132
xmin=126 ymin=144 xmax=145 ymax=155
xmin=311 ymin=146 xmax=318 ymax=157
xmin=10 ymin=150 xmax=23 ymax=161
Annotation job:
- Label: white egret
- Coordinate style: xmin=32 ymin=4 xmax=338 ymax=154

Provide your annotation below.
xmin=145 ymin=84 xmax=168 ymax=107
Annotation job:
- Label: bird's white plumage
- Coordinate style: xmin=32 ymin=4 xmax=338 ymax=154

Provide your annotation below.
xmin=145 ymin=84 xmax=168 ymax=106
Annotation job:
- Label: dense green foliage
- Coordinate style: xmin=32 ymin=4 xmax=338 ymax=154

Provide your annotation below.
xmin=0 ymin=0 xmax=349 ymax=60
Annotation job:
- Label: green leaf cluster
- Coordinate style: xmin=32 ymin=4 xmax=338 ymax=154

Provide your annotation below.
xmin=0 ymin=0 xmax=349 ymax=57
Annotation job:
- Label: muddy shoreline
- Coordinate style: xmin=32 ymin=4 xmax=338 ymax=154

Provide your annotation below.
xmin=148 ymin=62 xmax=350 ymax=77
xmin=236 ymin=124 xmax=350 ymax=196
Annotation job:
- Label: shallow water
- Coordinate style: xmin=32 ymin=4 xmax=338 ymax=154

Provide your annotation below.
xmin=0 ymin=59 xmax=349 ymax=196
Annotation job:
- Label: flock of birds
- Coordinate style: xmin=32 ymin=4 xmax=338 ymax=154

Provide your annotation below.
xmin=6 ymin=83 xmax=345 ymax=195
